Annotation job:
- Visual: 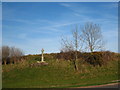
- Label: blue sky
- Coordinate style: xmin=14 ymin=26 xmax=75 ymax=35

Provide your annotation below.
xmin=2 ymin=2 xmax=118 ymax=54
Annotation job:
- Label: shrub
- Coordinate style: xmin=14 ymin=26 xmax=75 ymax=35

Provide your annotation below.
xmin=56 ymin=51 xmax=77 ymax=61
xmin=84 ymin=53 xmax=103 ymax=66
xmin=81 ymin=51 xmax=117 ymax=66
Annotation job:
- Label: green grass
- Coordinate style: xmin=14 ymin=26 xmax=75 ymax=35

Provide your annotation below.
xmin=2 ymin=59 xmax=119 ymax=88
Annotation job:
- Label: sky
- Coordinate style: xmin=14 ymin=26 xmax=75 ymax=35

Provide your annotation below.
xmin=2 ymin=2 xmax=118 ymax=55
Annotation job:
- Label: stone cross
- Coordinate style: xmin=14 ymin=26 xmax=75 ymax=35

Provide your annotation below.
xmin=41 ymin=48 xmax=44 ymax=62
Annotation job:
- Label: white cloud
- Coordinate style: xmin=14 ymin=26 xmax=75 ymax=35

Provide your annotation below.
xmin=3 ymin=36 xmax=61 ymax=54
xmin=74 ymin=13 xmax=81 ymax=16
xmin=5 ymin=19 xmax=41 ymax=25
xmin=103 ymin=29 xmax=118 ymax=39
xmin=102 ymin=3 xmax=118 ymax=8
xmin=102 ymin=29 xmax=118 ymax=52
xmin=51 ymin=21 xmax=81 ymax=28
xmin=17 ymin=33 xmax=27 ymax=39
xmin=60 ymin=3 xmax=72 ymax=7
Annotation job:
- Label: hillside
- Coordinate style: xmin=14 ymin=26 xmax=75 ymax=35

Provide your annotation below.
xmin=2 ymin=52 xmax=120 ymax=88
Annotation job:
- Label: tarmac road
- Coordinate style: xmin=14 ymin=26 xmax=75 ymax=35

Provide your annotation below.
xmin=94 ymin=83 xmax=119 ymax=88
xmin=77 ymin=83 xmax=119 ymax=88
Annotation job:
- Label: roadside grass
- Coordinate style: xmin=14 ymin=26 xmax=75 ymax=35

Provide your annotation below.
xmin=2 ymin=58 xmax=119 ymax=88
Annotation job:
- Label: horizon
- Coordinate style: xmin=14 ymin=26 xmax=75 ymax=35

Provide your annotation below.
xmin=24 ymin=51 xmax=119 ymax=56
xmin=2 ymin=2 xmax=118 ymax=54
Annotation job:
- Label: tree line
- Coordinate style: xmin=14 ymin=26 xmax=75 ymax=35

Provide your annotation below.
xmin=1 ymin=46 xmax=24 ymax=65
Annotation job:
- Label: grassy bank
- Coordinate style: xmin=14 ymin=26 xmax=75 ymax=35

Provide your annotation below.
xmin=2 ymin=57 xmax=119 ymax=88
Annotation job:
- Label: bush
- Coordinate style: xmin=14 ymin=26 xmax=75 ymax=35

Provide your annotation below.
xmin=24 ymin=51 xmax=118 ymax=67
xmin=56 ymin=51 xmax=77 ymax=61
xmin=81 ymin=51 xmax=117 ymax=66
xmin=84 ymin=53 xmax=103 ymax=66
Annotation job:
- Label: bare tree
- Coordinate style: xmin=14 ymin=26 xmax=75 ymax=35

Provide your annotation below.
xmin=61 ymin=25 xmax=82 ymax=71
xmin=61 ymin=37 xmax=74 ymax=52
xmin=0 ymin=47 xmax=2 ymax=65
xmin=9 ymin=47 xmax=23 ymax=64
xmin=2 ymin=46 xmax=10 ymax=65
xmin=81 ymin=22 xmax=104 ymax=52
xmin=72 ymin=26 xmax=82 ymax=60
xmin=2 ymin=46 xmax=24 ymax=65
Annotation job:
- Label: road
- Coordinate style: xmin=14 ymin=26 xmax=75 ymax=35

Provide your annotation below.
xmin=77 ymin=83 xmax=119 ymax=88
xmin=94 ymin=83 xmax=119 ymax=88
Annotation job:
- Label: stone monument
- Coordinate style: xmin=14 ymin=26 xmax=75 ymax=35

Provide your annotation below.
xmin=41 ymin=48 xmax=44 ymax=62
xmin=30 ymin=48 xmax=48 ymax=67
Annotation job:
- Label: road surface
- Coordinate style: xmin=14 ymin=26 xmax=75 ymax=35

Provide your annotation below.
xmin=77 ymin=83 xmax=119 ymax=88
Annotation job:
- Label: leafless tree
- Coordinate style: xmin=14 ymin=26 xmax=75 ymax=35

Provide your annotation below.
xmin=61 ymin=25 xmax=83 ymax=71
xmin=72 ymin=26 xmax=83 ymax=60
xmin=61 ymin=37 xmax=74 ymax=52
xmin=81 ymin=22 xmax=104 ymax=52
xmin=0 ymin=47 xmax=2 ymax=65
xmin=9 ymin=47 xmax=24 ymax=64
xmin=2 ymin=46 xmax=24 ymax=65
xmin=2 ymin=46 xmax=10 ymax=65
